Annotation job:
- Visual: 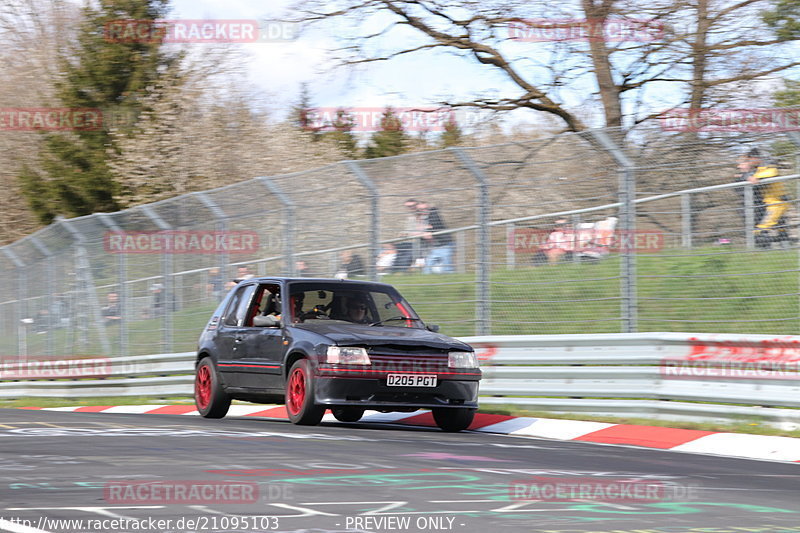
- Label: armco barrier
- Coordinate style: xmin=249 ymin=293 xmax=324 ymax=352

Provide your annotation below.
xmin=2 ymin=333 xmax=799 ymax=428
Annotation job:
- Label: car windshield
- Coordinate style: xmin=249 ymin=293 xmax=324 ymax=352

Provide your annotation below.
xmin=287 ymin=282 xmax=422 ymax=328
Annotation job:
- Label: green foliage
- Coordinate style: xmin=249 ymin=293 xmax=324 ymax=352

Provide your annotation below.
xmin=763 ymin=0 xmax=800 ymax=41
xmin=19 ymin=0 xmax=178 ymax=223
xmin=363 ymin=106 xmax=409 ymax=158
xmin=322 ymin=108 xmax=358 ymax=158
xmin=291 ymin=83 xmax=320 ymax=135
xmin=439 ymin=115 xmax=464 ymax=148
xmin=770 ymin=79 xmax=800 ymax=162
xmin=774 ymin=79 xmax=800 ymax=107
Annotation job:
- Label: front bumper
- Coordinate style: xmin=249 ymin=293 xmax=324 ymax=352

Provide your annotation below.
xmin=314 ymin=375 xmax=480 ymax=410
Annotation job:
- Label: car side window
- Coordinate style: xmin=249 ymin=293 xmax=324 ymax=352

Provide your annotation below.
xmin=223 ymin=284 xmax=256 ymax=327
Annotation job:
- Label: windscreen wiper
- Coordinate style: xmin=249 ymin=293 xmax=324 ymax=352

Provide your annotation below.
xmin=369 ymin=316 xmax=423 ymax=327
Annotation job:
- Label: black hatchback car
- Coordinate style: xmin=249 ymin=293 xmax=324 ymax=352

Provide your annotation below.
xmin=194 ymin=277 xmax=481 ymax=431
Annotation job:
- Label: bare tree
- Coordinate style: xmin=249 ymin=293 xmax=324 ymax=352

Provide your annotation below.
xmin=291 ymin=0 xmax=800 ymax=130
xmin=0 ymin=0 xmax=80 ymax=244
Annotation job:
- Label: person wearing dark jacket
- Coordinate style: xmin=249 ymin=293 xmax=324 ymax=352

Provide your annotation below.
xmin=417 ymin=201 xmax=455 ymax=274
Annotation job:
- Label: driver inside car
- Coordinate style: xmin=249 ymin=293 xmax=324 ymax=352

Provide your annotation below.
xmin=342 ymin=293 xmax=370 ymax=324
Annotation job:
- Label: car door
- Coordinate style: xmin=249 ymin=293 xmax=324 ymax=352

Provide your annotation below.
xmin=236 ymin=283 xmax=285 ymax=391
xmin=215 ymin=283 xmax=258 ymax=389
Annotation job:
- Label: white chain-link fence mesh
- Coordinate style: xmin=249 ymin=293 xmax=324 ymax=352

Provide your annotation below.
xmin=2 ymin=127 xmax=799 ymax=357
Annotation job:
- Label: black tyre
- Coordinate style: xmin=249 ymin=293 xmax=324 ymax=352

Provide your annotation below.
xmin=332 ymin=407 xmax=365 ymax=423
xmin=432 ymin=408 xmax=475 ymax=432
xmin=285 ymin=359 xmax=325 ymax=425
xmin=194 ymin=357 xmax=231 ymax=418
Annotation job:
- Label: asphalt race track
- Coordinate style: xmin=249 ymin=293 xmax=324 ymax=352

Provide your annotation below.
xmin=0 ymin=408 xmax=798 ymax=533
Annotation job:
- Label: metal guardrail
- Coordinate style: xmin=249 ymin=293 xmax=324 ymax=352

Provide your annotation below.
xmin=2 ymin=334 xmax=799 ymax=428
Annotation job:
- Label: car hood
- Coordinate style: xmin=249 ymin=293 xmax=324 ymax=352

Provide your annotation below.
xmin=291 ymin=322 xmax=472 ymax=351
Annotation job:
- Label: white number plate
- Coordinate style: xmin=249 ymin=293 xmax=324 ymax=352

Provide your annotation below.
xmin=387 ymin=374 xmax=437 ymax=387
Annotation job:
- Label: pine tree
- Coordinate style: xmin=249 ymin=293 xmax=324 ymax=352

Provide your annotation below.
xmin=770 ymin=79 xmax=800 ymax=161
xmin=19 ymin=0 xmax=178 ymax=223
xmin=439 ymin=115 xmax=464 ymax=148
xmin=290 ymin=83 xmax=320 ymax=136
xmin=363 ymin=106 xmax=409 ymax=159
xmin=322 ymin=108 xmax=358 ymax=159
xmin=774 ymin=79 xmax=800 ymax=107
xmin=763 ymin=0 xmax=800 ymax=41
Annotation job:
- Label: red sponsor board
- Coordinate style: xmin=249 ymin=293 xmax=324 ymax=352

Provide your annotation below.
xmin=509 ymin=477 xmax=668 ymax=502
xmin=0 ymin=357 xmax=111 ymax=379
xmin=104 ymin=231 xmax=259 ymax=254
xmin=104 ymin=480 xmax=259 ymax=504
xmin=104 ymin=19 xmax=259 ymax=43
xmin=0 ymin=108 xmax=103 ymax=131
xmin=508 ymin=18 xmax=664 ymax=42
xmin=660 ymin=108 xmax=800 ymax=132
xmin=661 ymin=337 xmax=800 ymax=380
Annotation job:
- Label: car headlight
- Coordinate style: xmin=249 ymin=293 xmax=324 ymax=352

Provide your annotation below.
xmin=326 ymin=346 xmax=371 ymax=365
xmin=448 ymin=351 xmax=478 ymax=369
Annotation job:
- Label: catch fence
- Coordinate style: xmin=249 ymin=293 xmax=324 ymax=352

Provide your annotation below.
xmin=2 ymin=127 xmax=800 ymax=357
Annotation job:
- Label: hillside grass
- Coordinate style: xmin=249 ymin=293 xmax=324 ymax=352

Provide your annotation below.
xmin=6 ymin=246 xmax=800 ymax=356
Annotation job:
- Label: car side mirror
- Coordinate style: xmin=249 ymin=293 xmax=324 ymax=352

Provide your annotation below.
xmin=426 ymin=324 xmax=440 ymax=333
xmin=253 ymin=315 xmax=280 ymax=327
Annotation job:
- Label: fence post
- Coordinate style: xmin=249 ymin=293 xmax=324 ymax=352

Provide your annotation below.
xmin=346 ymin=161 xmax=380 ymax=282
xmin=744 ymin=185 xmax=755 ymax=249
xmin=451 ymin=148 xmax=491 ymax=335
xmin=195 ymin=192 xmax=230 ymax=290
xmin=98 ymin=214 xmax=128 ymax=357
xmin=2 ymin=248 xmax=26 ymax=358
xmin=506 ymin=223 xmax=516 ymax=270
xmin=681 ymin=194 xmax=692 ymax=249
xmin=139 ymin=206 xmax=173 ymax=353
xmin=590 ymin=130 xmax=637 ymax=333
xmin=30 ymin=237 xmax=55 ymax=356
xmin=57 ymin=217 xmax=112 ymax=355
xmin=571 ymin=214 xmax=581 ymax=264
xmin=784 ymin=131 xmax=800 ymax=333
xmin=258 ymin=177 xmax=295 ymax=276
xmin=456 ymin=231 xmax=467 ymax=273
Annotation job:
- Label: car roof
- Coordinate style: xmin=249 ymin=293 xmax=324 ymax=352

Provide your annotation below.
xmin=244 ymin=277 xmax=396 ymax=288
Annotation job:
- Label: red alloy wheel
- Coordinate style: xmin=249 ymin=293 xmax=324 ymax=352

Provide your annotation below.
xmin=287 ymin=366 xmax=306 ymax=415
xmin=195 ymin=364 xmax=212 ymax=410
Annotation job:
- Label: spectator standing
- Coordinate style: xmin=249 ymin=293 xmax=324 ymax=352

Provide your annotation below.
xmin=376 ymin=243 xmax=398 ymax=274
xmin=151 ymin=283 xmax=165 ymax=317
xmin=417 ymin=201 xmax=455 ymax=274
xmin=207 ymin=267 xmax=224 ymax=300
xmin=336 ymin=250 xmax=365 ymax=278
xmin=102 ymin=292 xmax=121 ymax=325
xmin=401 ymin=199 xmax=431 ymax=269
xmin=739 ymin=149 xmax=790 ymax=247
xmin=295 ymin=260 xmax=309 ymax=277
